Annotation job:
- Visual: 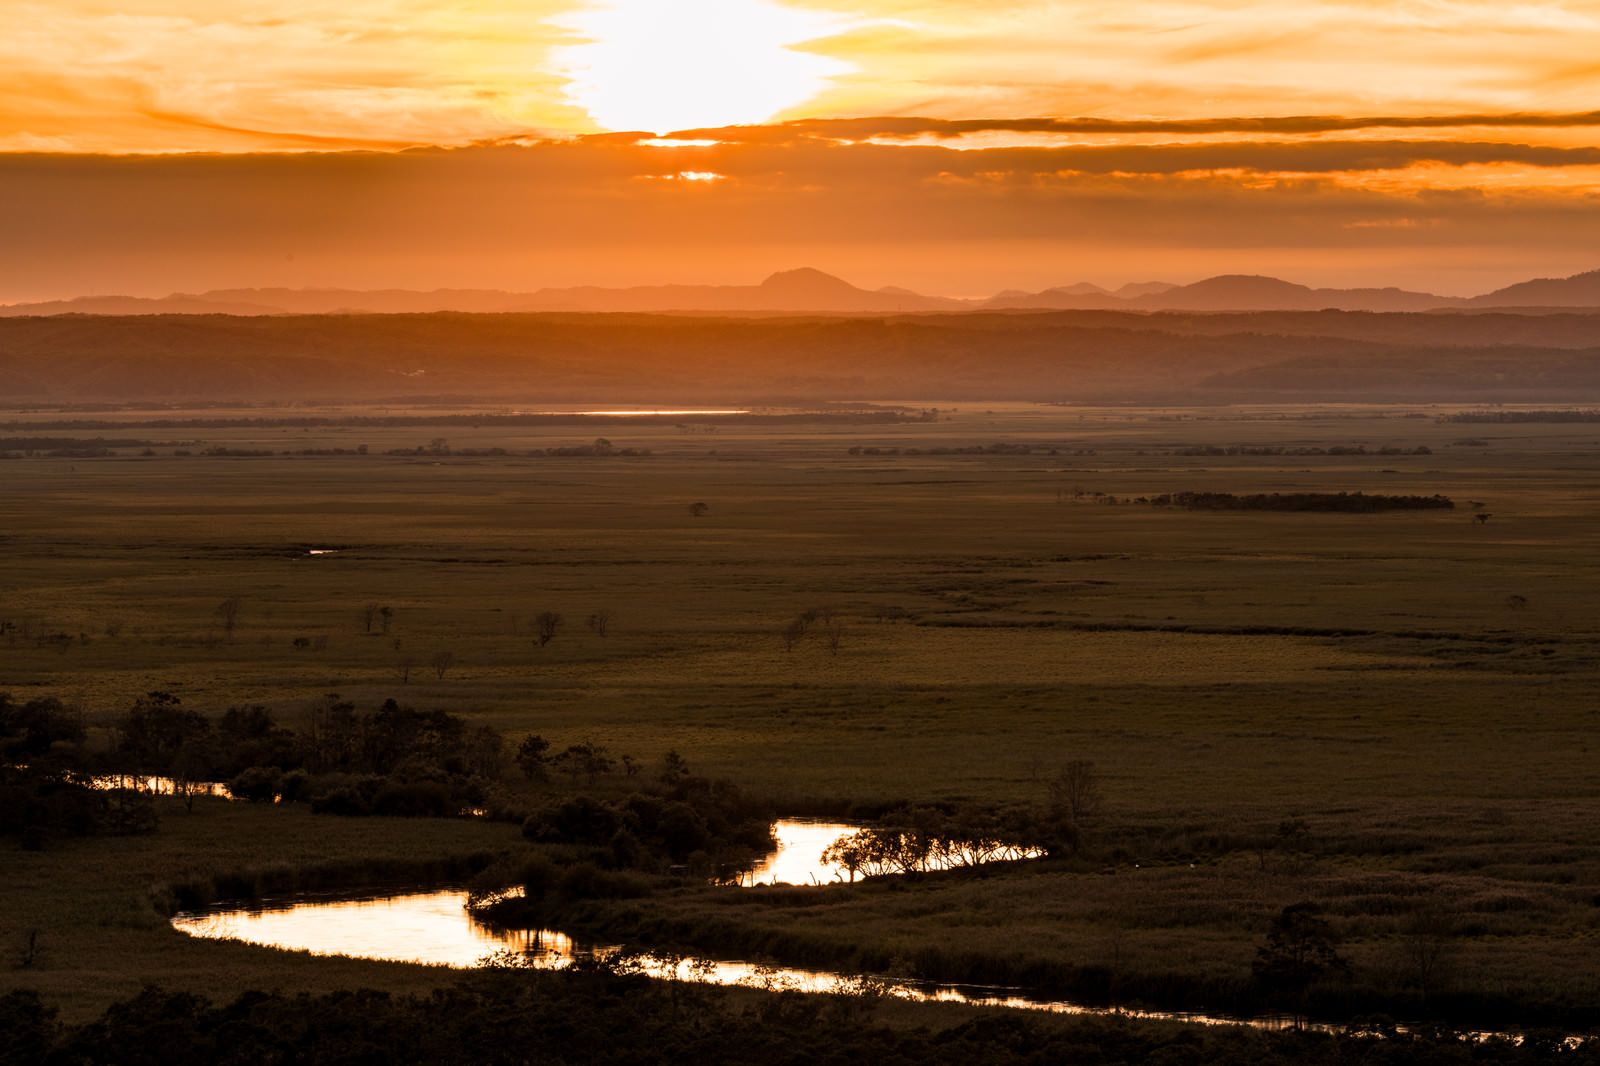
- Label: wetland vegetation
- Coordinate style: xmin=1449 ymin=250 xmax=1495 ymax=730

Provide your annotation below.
xmin=3 ymin=399 xmax=1599 ymax=1058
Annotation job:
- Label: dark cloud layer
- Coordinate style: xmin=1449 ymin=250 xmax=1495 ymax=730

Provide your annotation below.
xmin=3 ymin=136 xmax=1598 ymax=300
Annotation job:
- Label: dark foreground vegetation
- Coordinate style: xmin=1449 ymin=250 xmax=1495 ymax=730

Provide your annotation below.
xmin=4 ymin=969 xmax=1597 ymax=1066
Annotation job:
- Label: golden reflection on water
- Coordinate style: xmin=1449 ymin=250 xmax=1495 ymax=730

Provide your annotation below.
xmin=91 ymin=775 xmax=232 ymax=799
xmin=739 ymin=821 xmax=852 ymax=885
xmin=173 ymin=891 xmax=560 ymax=967
xmin=171 ymin=888 xmax=1345 ymax=1032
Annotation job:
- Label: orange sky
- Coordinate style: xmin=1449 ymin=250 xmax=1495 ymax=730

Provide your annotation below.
xmin=4 ymin=0 xmax=1600 ymax=301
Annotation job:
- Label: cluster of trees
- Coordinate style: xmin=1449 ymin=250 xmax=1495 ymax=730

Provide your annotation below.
xmin=95 ymin=691 xmax=504 ymax=819
xmin=847 ymin=442 xmax=1039 ymax=456
xmin=513 ymin=735 xmax=659 ymax=785
xmin=0 ymin=435 xmax=155 ymax=452
xmin=1441 ymin=409 xmax=1600 ymax=423
xmin=384 ymin=437 xmax=651 ymax=458
xmin=518 ymin=767 xmax=774 ymax=870
xmin=820 ymin=765 xmax=1101 ymax=881
xmin=1150 ymin=491 xmax=1455 ymax=513
xmin=1 ymin=693 xmax=156 ymax=844
xmin=0 ymin=765 xmax=157 ymax=844
xmin=464 ymin=761 xmax=775 ymax=920
xmin=231 ymin=695 xmax=504 ymax=816
xmin=1174 ymin=445 xmax=1431 ymax=456
xmin=820 ymin=811 xmax=1039 ymax=881
xmin=0 ymin=693 xmax=84 ymax=762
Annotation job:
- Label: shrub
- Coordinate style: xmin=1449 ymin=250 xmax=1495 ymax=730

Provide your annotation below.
xmin=227 ymin=766 xmax=283 ymax=803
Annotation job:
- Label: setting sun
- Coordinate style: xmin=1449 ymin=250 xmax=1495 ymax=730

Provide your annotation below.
xmin=553 ymin=0 xmax=851 ymax=134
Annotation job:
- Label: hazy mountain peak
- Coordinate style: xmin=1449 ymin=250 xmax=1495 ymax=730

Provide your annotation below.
xmin=1186 ymin=274 xmax=1315 ymax=292
xmin=760 ymin=267 xmax=860 ymax=293
xmin=1043 ymin=282 xmax=1113 ymax=296
xmin=1468 ymin=266 xmax=1600 ymax=307
xmin=1114 ymin=281 xmax=1179 ymax=298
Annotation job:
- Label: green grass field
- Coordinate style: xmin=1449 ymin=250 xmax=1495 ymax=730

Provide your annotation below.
xmin=4 ymin=401 xmax=1598 ymax=1024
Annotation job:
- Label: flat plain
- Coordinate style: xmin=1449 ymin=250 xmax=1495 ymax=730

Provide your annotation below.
xmin=4 ymin=400 xmax=1598 ymax=1024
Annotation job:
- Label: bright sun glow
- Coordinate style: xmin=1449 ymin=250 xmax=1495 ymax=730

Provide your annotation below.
xmin=554 ymin=0 xmax=850 ymax=135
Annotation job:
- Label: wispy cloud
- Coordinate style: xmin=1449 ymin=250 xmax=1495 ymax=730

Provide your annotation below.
xmin=671 ymin=111 xmax=1600 ymax=143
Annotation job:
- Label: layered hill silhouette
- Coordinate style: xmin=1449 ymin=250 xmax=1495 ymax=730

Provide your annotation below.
xmin=0 ymin=269 xmax=962 ymax=318
xmin=1461 ymin=269 xmax=1600 ymax=308
xmin=6 ymin=306 xmax=1600 ymax=405
xmin=6 ymin=265 xmax=1600 ymax=317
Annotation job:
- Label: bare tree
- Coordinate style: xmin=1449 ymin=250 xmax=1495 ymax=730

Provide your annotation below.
xmin=781 ymin=616 xmax=808 ymax=651
xmin=824 ymin=621 xmax=845 ymax=655
xmin=379 ymin=606 xmax=394 ymax=635
xmin=431 ymin=650 xmax=456 ymax=679
xmin=214 ymin=597 xmax=242 ymax=641
xmin=171 ymin=739 xmax=214 ymax=814
xmin=534 ymin=611 xmax=563 ymax=647
xmin=586 ymin=610 xmax=615 ymax=637
xmin=361 ymin=603 xmax=380 ymax=633
xmin=1400 ymin=909 xmax=1456 ymax=1001
xmin=1048 ymin=759 xmax=1103 ymax=826
xmin=396 ymin=652 xmax=418 ymax=684
xmin=18 ymin=929 xmax=41 ymax=969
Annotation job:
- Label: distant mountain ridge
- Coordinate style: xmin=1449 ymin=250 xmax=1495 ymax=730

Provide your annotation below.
xmin=1462 ymin=269 xmax=1600 ymax=308
xmin=4 ymin=266 xmax=1599 ymax=317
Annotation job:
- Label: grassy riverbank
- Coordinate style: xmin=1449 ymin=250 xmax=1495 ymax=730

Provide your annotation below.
xmin=14 ymin=966 xmax=1599 ymax=1066
xmin=0 ymin=799 xmax=514 ymax=1022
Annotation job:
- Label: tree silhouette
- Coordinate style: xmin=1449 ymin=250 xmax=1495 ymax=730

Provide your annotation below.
xmin=534 ymin=611 xmax=563 ymax=647
xmin=1253 ymin=902 xmax=1346 ymax=1025
xmin=214 ymin=597 xmax=242 ymax=641
xmin=516 ymin=735 xmax=550 ymax=781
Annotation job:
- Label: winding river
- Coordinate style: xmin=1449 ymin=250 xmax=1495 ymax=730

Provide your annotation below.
xmin=171 ymin=820 xmax=1310 ymax=1031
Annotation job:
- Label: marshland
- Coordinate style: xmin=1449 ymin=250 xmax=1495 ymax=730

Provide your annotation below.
xmin=4 ymin=400 xmax=1598 ymax=1059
